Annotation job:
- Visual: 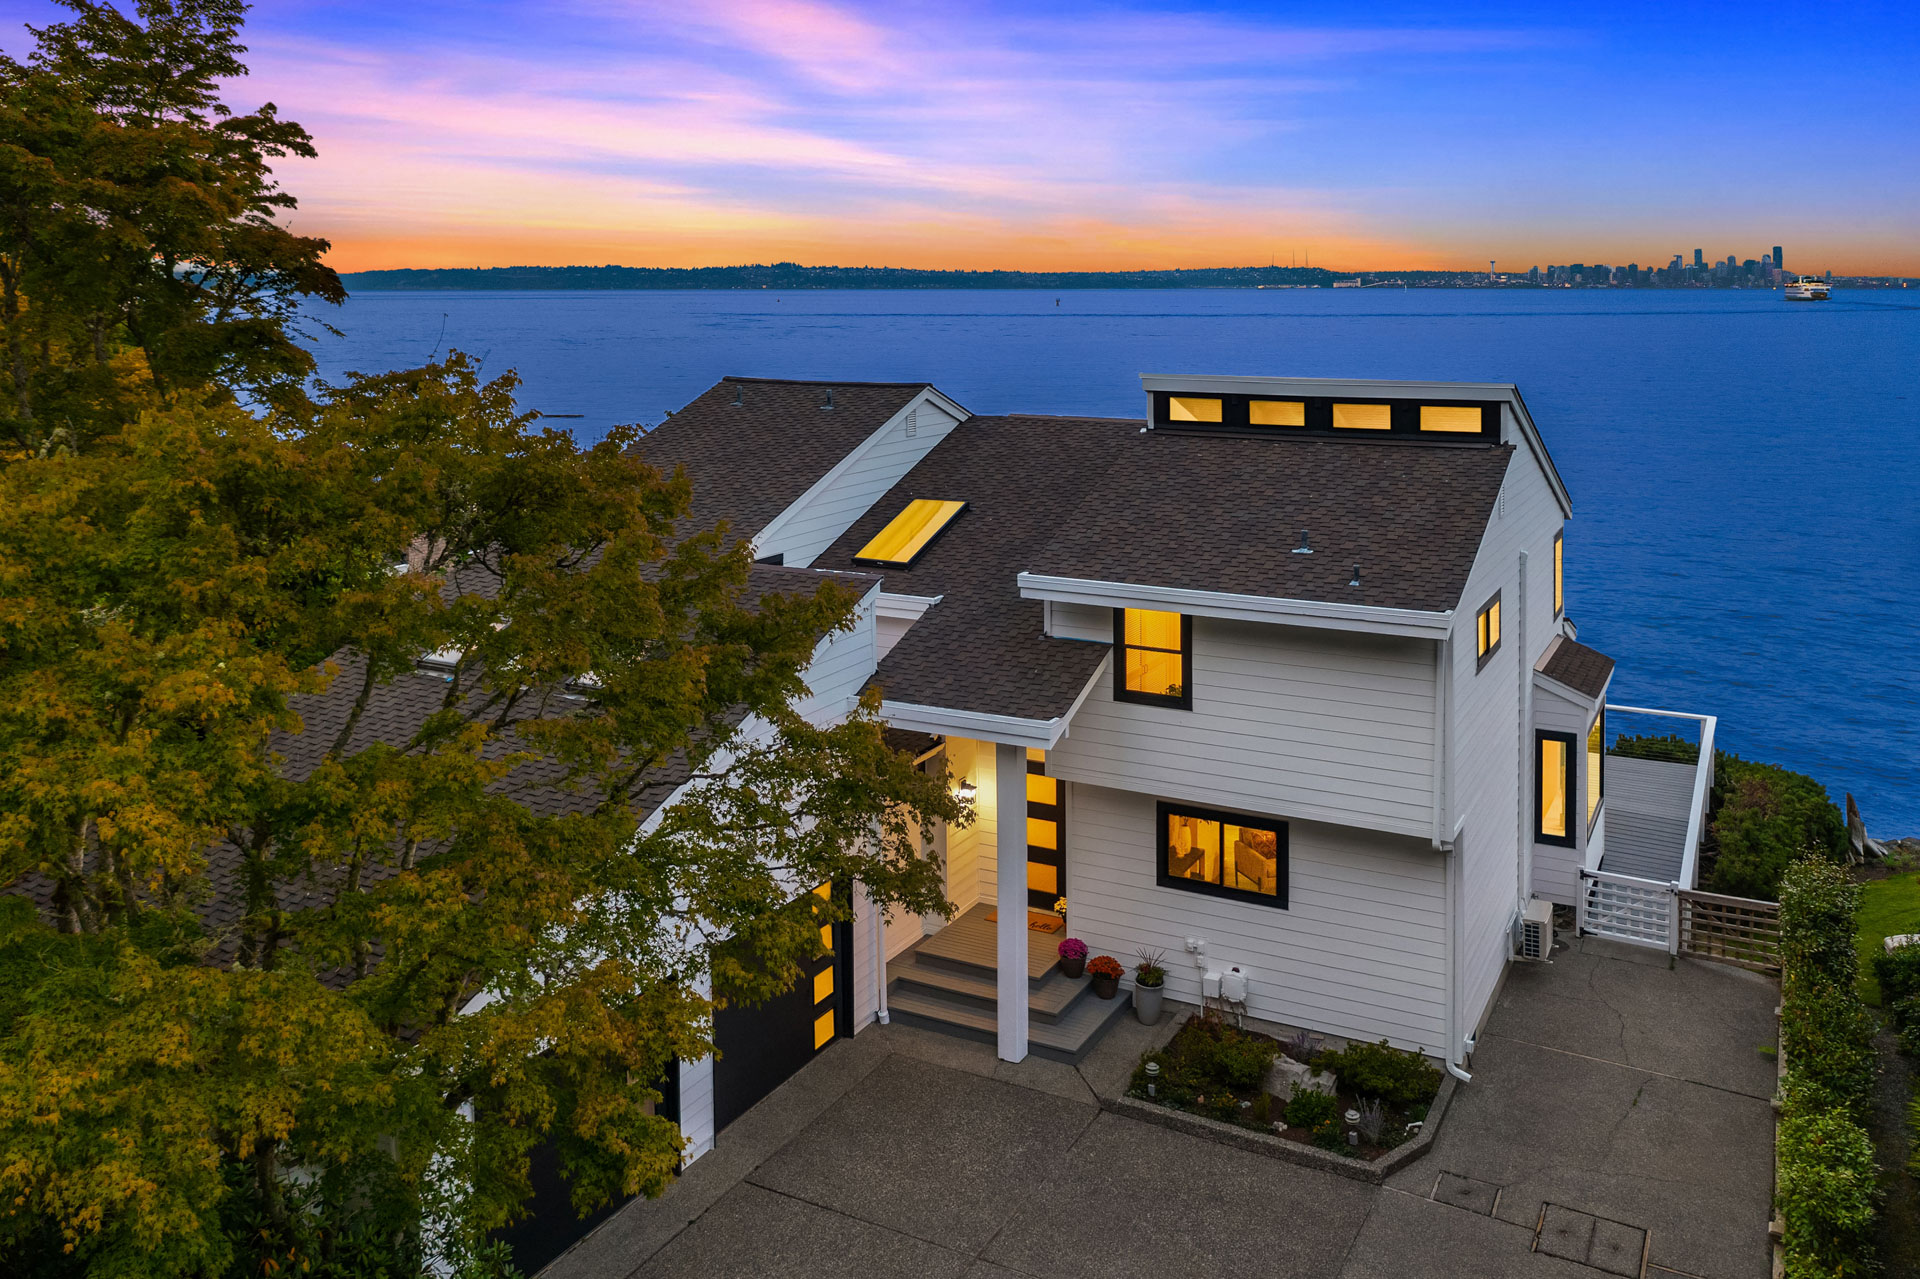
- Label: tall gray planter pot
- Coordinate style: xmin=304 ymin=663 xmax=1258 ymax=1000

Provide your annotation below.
xmin=1133 ymin=982 xmax=1164 ymax=1024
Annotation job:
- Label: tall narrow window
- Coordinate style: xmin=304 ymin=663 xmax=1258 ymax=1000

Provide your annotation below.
xmin=1158 ymin=801 xmax=1287 ymax=907
xmin=1586 ymin=710 xmax=1604 ymax=829
xmin=1475 ymin=592 xmax=1502 ymax=670
xmin=1536 ymin=731 xmax=1575 ymax=846
xmin=1553 ymin=531 xmax=1565 ymax=617
xmin=1114 ymin=608 xmax=1192 ymax=709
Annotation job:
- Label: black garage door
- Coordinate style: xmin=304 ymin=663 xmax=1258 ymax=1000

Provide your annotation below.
xmin=713 ymin=881 xmax=853 ymax=1132
xmin=492 ymin=1063 xmax=679 ymax=1275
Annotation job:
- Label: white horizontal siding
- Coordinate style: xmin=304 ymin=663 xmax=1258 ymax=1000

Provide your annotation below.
xmin=1065 ymin=782 xmax=1448 ymax=1051
xmin=942 ymin=736 xmax=993 ymax=913
xmin=1449 ymin=428 xmax=1566 ymax=1044
xmin=1048 ymin=617 xmax=1437 ymax=838
xmin=852 ymin=881 xmax=880 ymax=1031
xmin=761 ymin=395 xmax=961 ymax=568
xmin=1048 ymin=600 xmax=1111 ymax=642
xmin=791 ymin=590 xmax=877 ymax=727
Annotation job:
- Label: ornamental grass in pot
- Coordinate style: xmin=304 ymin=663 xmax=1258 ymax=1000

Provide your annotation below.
xmin=1057 ymin=937 xmax=1088 ymax=979
xmin=1133 ymin=949 xmax=1167 ymax=1024
xmin=1087 ymin=954 xmax=1124 ymax=999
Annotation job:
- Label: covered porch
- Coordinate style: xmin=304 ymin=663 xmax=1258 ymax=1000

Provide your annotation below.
xmin=880 ymin=734 xmax=1131 ymax=1064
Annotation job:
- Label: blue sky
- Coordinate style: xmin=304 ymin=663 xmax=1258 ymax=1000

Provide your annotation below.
xmin=5 ymin=0 xmax=1915 ymax=271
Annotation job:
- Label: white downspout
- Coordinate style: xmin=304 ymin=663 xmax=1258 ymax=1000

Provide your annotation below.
xmin=870 ymin=877 xmax=890 ymax=1025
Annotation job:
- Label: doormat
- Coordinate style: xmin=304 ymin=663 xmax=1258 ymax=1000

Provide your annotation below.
xmin=984 ymin=909 xmax=1065 ymax=933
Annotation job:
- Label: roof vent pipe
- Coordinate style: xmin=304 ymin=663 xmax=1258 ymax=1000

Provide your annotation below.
xmin=822 ymin=389 xmax=835 ymax=410
xmin=1349 ymin=564 xmax=1361 ymax=587
xmin=1291 ymin=530 xmax=1312 ymax=555
xmin=732 ymin=385 xmax=743 ymax=406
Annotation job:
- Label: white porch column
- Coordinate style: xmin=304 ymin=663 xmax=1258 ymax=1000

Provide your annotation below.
xmin=994 ymin=741 xmax=1030 ymax=1062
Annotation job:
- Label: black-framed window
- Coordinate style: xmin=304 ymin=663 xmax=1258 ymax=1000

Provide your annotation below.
xmin=1474 ymin=592 xmax=1502 ymax=670
xmin=1157 ymin=801 xmax=1288 ymax=907
xmin=1114 ymin=608 xmax=1192 ymax=709
xmin=1586 ymin=708 xmax=1605 ymax=831
xmin=1536 ymin=730 xmax=1577 ymax=847
xmin=1150 ymin=392 xmax=1500 ymax=440
xmin=1553 ymin=530 xmax=1564 ymax=618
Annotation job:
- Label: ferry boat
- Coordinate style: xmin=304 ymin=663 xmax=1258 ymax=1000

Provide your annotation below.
xmin=1784 ymin=275 xmax=1830 ymax=301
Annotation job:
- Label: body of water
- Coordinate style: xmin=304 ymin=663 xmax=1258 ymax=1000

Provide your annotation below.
xmin=302 ymin=288 xmax=1920 ymax=834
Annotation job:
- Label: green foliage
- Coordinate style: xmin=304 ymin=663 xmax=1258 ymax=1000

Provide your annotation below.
xmin=1608 ymin=733 xmax=1699 ymax=765
xmin=0 ymin=0 xmax=346 ymax=454
xmin=1283 ymin=1087 xmax=1339 ymax=1130
xmin=1776 ymin=1104 xmax=1879 ymax=1278
xmin=1856 ymin=872 xmax=1920 ymax=1005
xmin=1773 ymin=857 xmax=1882 ymax=1277
xmin=1872 ymin=945 xmax=1920 ymax=1043
xmin=1704 ymin=754 xmax=1847 ymax=901
xmin=1128 ymin=1017 xmax=1280 ymax=1129
xmin=1310 ymin=1117 xmax=1348 ymax=1152
xmin=1309 ymin=1039 xmax=1442 ymax=1108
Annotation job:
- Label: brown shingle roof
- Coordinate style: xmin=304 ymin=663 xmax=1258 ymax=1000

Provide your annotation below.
xmin=1028 ymin=432 xmax=1515 ymax=613
xmin=813 ymin=414 xmax=1140 ymax=722
xmin=1537 ymin=636 xmax=1615 ymax=700
xmin=633 ymin=377 xmax=928 ymax=542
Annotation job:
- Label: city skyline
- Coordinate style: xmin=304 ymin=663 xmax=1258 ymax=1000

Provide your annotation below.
xmin=7 ymin=0 xmax=1914 ymax=275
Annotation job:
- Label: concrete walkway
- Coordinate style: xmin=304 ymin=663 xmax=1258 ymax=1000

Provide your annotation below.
xmin=546 ymin=936 xmax=1778 ymax=1279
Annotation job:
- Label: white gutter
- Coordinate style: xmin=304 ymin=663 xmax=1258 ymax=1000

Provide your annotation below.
xmin=1015 ymin=573 xmax=1453 ymax=640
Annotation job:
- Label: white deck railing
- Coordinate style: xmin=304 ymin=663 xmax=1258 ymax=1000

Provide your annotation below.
xmin=1604 ymin=704 xmax=1717 ymax=892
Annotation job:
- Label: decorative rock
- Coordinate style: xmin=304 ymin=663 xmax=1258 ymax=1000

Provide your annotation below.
xmin=1265 ymin=1054 xmax=1337 ymax=1099
xmin=1886 ymin=934 xmax=1920 ymax=954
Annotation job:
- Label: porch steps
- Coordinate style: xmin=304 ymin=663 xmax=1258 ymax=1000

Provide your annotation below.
xmin=884 ymin=905 xmax=1132 ymax=1064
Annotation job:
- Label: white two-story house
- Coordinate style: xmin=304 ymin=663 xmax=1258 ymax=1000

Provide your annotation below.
xmin=629 ymin=372 xmax=1714 ymax=1168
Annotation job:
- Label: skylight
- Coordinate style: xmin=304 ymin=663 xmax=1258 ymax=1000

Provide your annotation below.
xmin=853 ymin=498 xmax=967 ymax=567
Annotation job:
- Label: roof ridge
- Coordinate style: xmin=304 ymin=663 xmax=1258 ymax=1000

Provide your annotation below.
xmin=720 ymin=375 xmax=931 ymax=388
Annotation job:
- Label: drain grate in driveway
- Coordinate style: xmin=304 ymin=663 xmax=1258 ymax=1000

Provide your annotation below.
xmin=1430 ymin=1171 xmax=1501 ymax=1216
xmin=1534 ymin=1202 xmax=1649 ymax=1276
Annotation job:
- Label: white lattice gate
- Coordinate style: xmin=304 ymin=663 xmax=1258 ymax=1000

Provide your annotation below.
xmin=1577 ymin=869 xmax=1676 ymax=952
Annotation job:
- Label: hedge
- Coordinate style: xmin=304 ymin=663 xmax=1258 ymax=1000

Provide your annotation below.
xmin=1775 ymin=858 xmax=1880 ymax=1276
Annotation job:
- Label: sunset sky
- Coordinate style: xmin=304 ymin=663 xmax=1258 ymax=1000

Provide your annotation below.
xmin=7 ymin=1 xmax=1918 ymax=273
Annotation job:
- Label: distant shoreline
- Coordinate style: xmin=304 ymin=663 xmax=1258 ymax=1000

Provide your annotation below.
xmin=336 ymin=263 xmax=1905 ymax=292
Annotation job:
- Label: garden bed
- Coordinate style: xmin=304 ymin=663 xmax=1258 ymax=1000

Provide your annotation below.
xmin=1110 ymin=1010 xmax=1455 ymax=1184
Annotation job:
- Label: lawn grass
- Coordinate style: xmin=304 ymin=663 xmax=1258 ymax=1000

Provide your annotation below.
xmin=1857 ymin=871 xmax=1920 ymax=1006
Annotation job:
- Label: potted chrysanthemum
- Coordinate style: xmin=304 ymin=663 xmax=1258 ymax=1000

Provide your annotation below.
xmin=1087 ymin=954 xmax=1124 ymax=999
xmin=1057 ymin=936 xmax=1088 ymax=979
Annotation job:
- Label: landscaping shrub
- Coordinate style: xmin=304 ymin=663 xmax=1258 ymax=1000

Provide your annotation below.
xmin=1776 ymin=1104 xmax=1879 ymax=1278
xmin=1705 ymin=755 xmax=1846 ymax=901
xmin=1873 ymin=945 xmax=1920 ymax=1052
xmin=1209 ymin=1031 xmax=1280 ymax=1091
xmin=1774 ymin=856 xmax=1882 ymax=1277
xmin=1282 ymin=1087 xmax=1339 ymax=1131
xmin=1609 ymin=732 xmax=1699 ymax=765
xmin=1310 ymin=1116 xmax=1347 ymax=1152
xmin=1309 ymin=1039 xmax=1442 ymax=1107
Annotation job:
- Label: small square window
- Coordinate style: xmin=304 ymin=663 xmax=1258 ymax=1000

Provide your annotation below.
xmin=1115 ymin=608 xmax=1191 ymax=708
xmin=1475 ymin=593 xmax=1502 ymax=669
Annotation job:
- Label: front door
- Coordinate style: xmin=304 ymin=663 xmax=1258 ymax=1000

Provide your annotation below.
xmin=1026 ymin=751 xmax=1065 ymax=911
xmin=711 ymin=881 xmax=851 ymax=1132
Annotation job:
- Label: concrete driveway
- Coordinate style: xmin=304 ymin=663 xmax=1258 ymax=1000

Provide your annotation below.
xmin=547 ymin=936 xmax=1778 ymax=1278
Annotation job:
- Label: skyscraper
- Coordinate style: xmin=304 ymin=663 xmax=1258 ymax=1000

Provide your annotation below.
xmin=1694 ymin=248 xmax=1704 ymax=267
xmin=1773 ymin=245 xmax=1784 ymax=271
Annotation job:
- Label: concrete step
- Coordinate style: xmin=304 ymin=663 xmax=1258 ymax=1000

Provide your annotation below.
xmin=884 ymin=980 xmax=1135 ymax=1064
xmin=887 ymin=954 xmax=1094 ymax=1023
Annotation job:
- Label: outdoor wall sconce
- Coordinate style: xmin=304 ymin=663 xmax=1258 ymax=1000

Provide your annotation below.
xmin=955 ymin=779 xmax=977 ymax=802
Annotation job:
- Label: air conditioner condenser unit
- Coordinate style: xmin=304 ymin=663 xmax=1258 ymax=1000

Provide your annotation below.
xmin=1514 ymin=898 xmax=1554 ymax=962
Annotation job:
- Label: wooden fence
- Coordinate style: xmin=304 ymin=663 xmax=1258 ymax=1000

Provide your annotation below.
xmin=1677 ymin=889 xmax=1781 ymax=973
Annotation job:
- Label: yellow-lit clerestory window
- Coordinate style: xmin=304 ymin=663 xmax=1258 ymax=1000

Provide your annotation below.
xmin=1554 ymin=532 xmax=1565 ymax=616
xmin=853 ymin=498 xmax=966 ymax=567
xmin=1420 ymin=405 xmax=1482 ymax=433
xmin=1168 ymin=396 xmax=1223 ymax=423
